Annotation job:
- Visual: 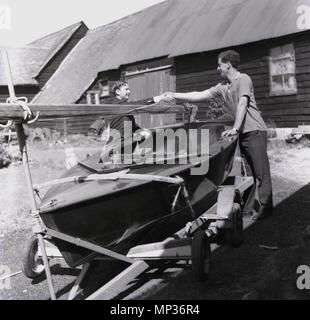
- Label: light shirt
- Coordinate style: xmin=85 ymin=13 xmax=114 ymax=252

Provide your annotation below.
xmin=209 ymin=73 xmax=267 ymax=133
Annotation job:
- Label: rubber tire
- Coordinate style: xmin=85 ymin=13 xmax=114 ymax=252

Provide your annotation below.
xmin=225 ymin=203 xmax=243 ymax=248
xmin=192 ymin=230 xmax=211 ymax=281
xmin=21 ymin=235 xmax=45 ymax=279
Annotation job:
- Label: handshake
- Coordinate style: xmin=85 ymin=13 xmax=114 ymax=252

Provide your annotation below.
xmin=149 ymin=92 xmax=176 ymax=104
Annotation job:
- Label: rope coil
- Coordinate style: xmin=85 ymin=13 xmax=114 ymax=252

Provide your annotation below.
xmin=0 ymin=97 xmax=40 ymax=128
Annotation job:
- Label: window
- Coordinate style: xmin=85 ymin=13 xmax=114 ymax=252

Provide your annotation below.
xmin=269 ymin=44 xmax=297 ymax=96
xmin=99 ymin=80 xmax=110 ymax=97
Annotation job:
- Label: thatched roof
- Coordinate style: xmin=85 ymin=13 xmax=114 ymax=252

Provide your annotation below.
xmin=0 ymin=21 xmax=86 ymax=86
xmin=0 ymin=46 xmax=48 ymax=86
xmin=27 ymin=21 xmax=86 ymax=77
xmin=30 ymin=0 xmax=310 ymax=103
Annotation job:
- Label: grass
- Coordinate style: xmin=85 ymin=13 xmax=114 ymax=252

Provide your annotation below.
xmin=0 ymin=136 xmax=103 ymax=237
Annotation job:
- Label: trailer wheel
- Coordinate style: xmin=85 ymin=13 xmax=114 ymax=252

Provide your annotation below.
xmin=22 ymin=235 xmax=45 ymax=279
xmin=225 ymin=203 xmax=243 ymax=247
xmin=192 ymin=231 xmax=211 ymax=281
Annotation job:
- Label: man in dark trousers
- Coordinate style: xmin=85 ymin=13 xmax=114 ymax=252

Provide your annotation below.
xmin=157 ymin=50 xmax=273 ymax=220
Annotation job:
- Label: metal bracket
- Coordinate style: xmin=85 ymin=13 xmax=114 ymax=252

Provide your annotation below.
xmin=32 ymin=224 xmax=45 ymax=235
xmin=30 ymin=209 xmax=40 ymax=219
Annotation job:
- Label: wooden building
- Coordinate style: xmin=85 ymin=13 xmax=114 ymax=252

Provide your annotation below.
xmin=29 ymin=0 xmax=310 ymax=133
xmin=175 ymin=34 xmax=310 ymax=127
xmin=0 ymin=22 xmax=88 ymax=103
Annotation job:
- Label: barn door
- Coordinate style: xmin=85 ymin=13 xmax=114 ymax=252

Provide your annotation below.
xmin=126 ymin=68 xmax=175 ymax=101
xmin=125 ymin=64 xmax=176 ymax=128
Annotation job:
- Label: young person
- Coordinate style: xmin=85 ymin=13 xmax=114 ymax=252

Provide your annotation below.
xmin=157 ymin=50 xmax=273 ymax=220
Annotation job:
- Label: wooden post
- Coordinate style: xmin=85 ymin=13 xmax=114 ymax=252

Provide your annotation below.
xmin=86 ymin=93 xmax=92 ymax=104
xmin=2 ymin=49 xmax=57 ymax=301
xmin=95 ymin=93 xmax=100 ymax=105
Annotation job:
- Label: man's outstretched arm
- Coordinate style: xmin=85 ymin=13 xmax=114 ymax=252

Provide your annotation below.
xmin=156 ymin=89 xmax=214 ymax=103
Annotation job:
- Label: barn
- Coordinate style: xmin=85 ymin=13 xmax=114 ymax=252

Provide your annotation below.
xmin=0 ymin=22 xmax=88 ymax=103
xmin=9 ymin=0 xmax=310 ymax=132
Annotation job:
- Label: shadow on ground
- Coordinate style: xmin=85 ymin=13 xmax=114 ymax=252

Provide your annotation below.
xmin=2 ymin=177 xmax=309 ymax=300
xmin=61 ymin=179 xmax=310 ymax=300
xmin=71 ymin=180 xmax=310 ymax=300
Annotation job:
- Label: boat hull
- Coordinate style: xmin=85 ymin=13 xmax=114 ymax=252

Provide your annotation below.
xmin=39 ymin=123 xmax=237 ymax=267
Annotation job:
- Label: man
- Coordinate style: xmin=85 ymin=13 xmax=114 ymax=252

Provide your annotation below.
xmin=89 ymin=81 xmax=151 ymax=157
xmin=88 ymin=81 xmax=138 ymax=138
xmin=157 ymin=50 xmax=273 ymax=220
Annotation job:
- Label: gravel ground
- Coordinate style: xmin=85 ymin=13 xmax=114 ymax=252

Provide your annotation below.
xmin=0 ymin=141 xmax=310 ymax=300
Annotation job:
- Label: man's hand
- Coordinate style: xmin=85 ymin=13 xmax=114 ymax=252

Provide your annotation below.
xmin=222 ymin=128 xmax=239 ymax=137
xmin=154 ymin=92 xmax=175 ymax=103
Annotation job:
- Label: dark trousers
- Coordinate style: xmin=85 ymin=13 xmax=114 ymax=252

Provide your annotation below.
xmin=239 ymin=130 xmax=273 ymax=214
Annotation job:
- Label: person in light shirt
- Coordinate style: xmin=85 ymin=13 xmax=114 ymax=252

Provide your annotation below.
xmin=157 ymin=50 xmax=273 ymax=221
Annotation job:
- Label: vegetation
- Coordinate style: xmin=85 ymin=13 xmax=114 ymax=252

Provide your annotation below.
xmin=0 ymin=145 xmax=21 ymax=168
xmin=205 ymin=97 xmax=234 ymax=120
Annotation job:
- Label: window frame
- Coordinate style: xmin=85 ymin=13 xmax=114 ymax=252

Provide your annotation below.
xmin=269 ymin=43 xmax=297 ymax=97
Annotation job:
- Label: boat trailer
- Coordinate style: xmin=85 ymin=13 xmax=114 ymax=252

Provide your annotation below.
xmin=22 ymin=174 xmax=253 ymax=300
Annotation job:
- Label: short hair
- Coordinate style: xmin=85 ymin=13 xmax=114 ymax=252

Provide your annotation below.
xmin=111 ymin=81 xmax=128 ymax=97
xmin=218 ymin=50 xmax=240 ymax=68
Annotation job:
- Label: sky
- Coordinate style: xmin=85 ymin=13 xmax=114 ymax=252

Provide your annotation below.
xmin=0 ymin=0 xmax=166 ymax=47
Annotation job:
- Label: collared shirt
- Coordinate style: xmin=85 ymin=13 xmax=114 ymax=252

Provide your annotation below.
xmin=209 ymin=73 xmax=267 ymax=133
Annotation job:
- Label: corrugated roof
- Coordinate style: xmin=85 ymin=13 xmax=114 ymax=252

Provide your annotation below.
xmin=33 ymin=0 xmax=310 ymax=104
xmin=0 ymin=22 xmax=86 ymax=86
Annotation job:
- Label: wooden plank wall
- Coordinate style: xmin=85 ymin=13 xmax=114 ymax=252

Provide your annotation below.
xmin=31 ymin=116 xmax=96 ymax=135
xmin=22 ymin=31 xmax=310 ymax=134
xmin=126 ymin=69 xmax=176 ymax=102
xmin=28 ymin=113 xmax=178 ymax=135
xmin=175 ymin=31 xmax=310 ymax=128
xmin=2 ymin=104 xmax=185 ymax=136
xmin=31 ymin=115 xmax=176 ymax=135
xmin=76 ymin=69 xmax=178 ymax=131
xmin=77 ymin=70 xmax=122 ymax=104
xmin=0 ymin=86 xmax=38 ymax=103
xmin=175 ymin=51 xmax=223 ymax=122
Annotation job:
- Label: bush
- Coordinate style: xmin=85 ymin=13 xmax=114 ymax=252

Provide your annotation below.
xmin=205 ymin=97 xmax=234 ymax=120
xmin=0 ymin=145 xmax=14 ymax=168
